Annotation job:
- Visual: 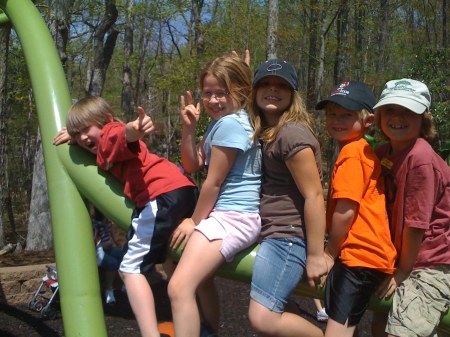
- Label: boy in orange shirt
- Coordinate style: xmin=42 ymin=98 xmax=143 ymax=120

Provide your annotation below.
xmin=316 ymin=81 xmax=397 ymax=337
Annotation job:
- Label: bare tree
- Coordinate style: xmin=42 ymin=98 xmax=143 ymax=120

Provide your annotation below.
xmin=0 ymin=24 xmax=10 ymax=248
xmin=266 ymin=0 xmax=279 ymax=59
xmin=375 ymin=0 xmax=390 ymax=75
xmin=443 ymin=0 xmax=448 ymax=48
xmin=307 ymin=0 xmax=320 ymax=108
xmin=86 ymin=0 xmax=118 ymax=96
xmin=191 ymin=0 xmax=205 ymax=58
xmin=26 ymin=0 xmax=72 ymax=251
xmin=316 ymin=2 xmax=340 ymax=102
xmin=121 ymin=0 xmax=135 ymax=117
xmin=26 ymin=132 xmax=53 ymax=250
xmin=333 ymin=0 xmax=349 ymax=83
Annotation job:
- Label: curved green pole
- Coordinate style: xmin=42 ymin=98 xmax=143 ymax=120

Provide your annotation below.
xmin=0 ymin=1 xmax=130 ymax=336
xmin=2 ymin=1 xmax=449 ymax=336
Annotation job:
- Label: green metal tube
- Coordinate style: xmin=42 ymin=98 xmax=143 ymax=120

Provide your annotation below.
xmin=0 ymin=1 xmax=109 ymax=336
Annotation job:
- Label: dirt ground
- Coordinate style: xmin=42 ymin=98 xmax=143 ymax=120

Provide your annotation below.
xmin=0 ymin=247 xmax=377 ymax=337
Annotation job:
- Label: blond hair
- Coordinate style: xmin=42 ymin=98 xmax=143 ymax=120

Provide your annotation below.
xmin=199 ymin=54 xmax=252 ymax=110
xmin=249 ymin=89 xmax=314 ymax=144
xmin=66 ymin=96 xmax=122 ymax=137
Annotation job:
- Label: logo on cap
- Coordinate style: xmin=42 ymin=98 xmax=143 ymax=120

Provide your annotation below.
xmin=266 ymin=63 xmax=283 ymax=72
xmin=392 ymin=80 xmax=415 ymax=93
xmin=331 ymin=82 xmax=351 ymax=96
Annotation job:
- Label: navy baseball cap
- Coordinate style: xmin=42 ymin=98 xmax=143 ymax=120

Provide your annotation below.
xmin=253 ymin=59 xmax=298 ymax=91
xmin=315 ymin=81 xmax=376 ymax=113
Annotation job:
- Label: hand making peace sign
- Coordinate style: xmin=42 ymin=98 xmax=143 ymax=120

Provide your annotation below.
xmin=180 ymin=91 xmax=201 ymax=129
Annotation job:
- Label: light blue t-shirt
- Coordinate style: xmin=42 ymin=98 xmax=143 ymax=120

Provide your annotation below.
xmin=203 ymin=109 xmax=262 ymax=213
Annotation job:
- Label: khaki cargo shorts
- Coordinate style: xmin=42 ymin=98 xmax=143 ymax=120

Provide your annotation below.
xmin=387 ymin=265 xmax=450 ymax=337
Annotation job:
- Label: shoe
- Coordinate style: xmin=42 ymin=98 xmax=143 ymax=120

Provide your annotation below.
xmin=316 ymin=308 xmax=328 ymax=322
xmin=105 ymin=289 xmax=116 ymax=304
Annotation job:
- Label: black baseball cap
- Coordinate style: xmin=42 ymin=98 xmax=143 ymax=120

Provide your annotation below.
xmin=315 ymin=81 xmax=376 ymax=113
xmin=253 ymin=59 xmax=298 ymax=91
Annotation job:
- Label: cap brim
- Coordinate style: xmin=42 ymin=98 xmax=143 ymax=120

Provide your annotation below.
xmin=315 ymin=95 xmax=368 ymax=112
xmin=373 ymin=97 xmax=427 ymax=114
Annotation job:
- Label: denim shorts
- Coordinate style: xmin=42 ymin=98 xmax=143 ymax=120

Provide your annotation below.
xmin=250 ymin=237 xmax=307 ymax=313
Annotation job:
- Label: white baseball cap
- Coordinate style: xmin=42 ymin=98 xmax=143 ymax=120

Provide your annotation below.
xmin=373 ymin=79 xmax=431 ymax=114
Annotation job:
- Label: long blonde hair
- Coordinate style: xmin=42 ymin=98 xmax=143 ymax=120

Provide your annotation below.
xmin=199 ymin=54 xmax=252 ymax=110
xmin=66 ymin=96 xmax=122 ymax=137
xmin=249 ymin=88 xmax=314 ymax=144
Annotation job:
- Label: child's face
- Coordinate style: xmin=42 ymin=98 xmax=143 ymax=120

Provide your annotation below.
xmin=75 ymin=124 xmax=102 ymax=154
xmin=326 ymin=104 xmax=367 ymax=146
xmin=255 ymin=76 xmax=292 ymax=122
xmin=378 ymin=104 xmax=422 ymax=151
xmin=201 ymin=74 xmax=238 ymax=120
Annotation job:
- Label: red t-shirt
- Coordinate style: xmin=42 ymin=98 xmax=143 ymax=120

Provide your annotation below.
xmin=97 ymin=122 xmax=195 ymax=208
xmin=327 ymin=138 xmax=396 ymax=273
xmin=376 ymin=138 xmax=450 ymax=270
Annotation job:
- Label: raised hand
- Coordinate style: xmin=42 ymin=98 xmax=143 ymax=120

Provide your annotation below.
xmin=231 ymin=49 xmax=250 ymax=66
xmin=125 ymin=106 xmax=155 ymax=143
xmin=180 ymin=91 xmax=201 ymax=129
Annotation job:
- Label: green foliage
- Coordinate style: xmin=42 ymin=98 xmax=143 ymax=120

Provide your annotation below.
xmin=407 ymin=48 xmax=450 ymax=158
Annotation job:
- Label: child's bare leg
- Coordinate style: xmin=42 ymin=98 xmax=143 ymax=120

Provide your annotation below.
xmin=249 ymin=299 xmax=324 ymax=337
xmin=197 ymin=276 xmax=220 ymax=331
xmin=168 ymin=231 xmax=224 ymax=337
xmin=325 ymin=318 xmax=356 ymax=337
xmin=120 ymin=272 xmax=160 ymax=337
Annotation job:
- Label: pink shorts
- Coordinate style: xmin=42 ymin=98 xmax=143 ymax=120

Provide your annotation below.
xmin=195 ymin=210 xmax=261 ymax=262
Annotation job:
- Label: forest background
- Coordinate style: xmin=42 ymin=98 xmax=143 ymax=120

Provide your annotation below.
xmin=0 ymin=0 xmax=449 ymax=252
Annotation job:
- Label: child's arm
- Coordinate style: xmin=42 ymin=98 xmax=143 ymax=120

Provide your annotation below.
xmin=125 ymin=106 xmax=155 ymax=143
xmin=170 ymin=145 xmax=238 ymax=250
xmin=286 ymin=148 xmax=328 ymax=287
xmin=326 ymin=198 xmax=357 ymax=259
xmin=180 ymin=91 xmax=205 ymax=173
xmin=376 ymin=227 xmax=424 ymax=299
xmin=53 ymin=127 xmax=75 ymax=145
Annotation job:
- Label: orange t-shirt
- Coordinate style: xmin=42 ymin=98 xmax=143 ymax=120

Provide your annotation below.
xmin=327 ymin=138 xmax=396 ymax=273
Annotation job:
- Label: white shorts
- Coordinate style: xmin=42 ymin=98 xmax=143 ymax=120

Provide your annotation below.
xmin=195 ymin=210 xmax=261 ymax=262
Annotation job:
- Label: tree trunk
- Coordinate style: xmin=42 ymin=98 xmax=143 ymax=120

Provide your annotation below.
xmin=26 ymin=131 xmax=53 ymax=250
xmin=375 ymin=0 xmax=389 ymax=75
xmin=333 ymin=0 xmax=349 ymax=83
xmin=86 ymin=0 xmax=119 ymax=96
xmin=316 ymin=3 xmax=340 ymax=102
xmin=266 ymin=0 xmax=279 ymax=59
xmin=25 ymin=0 xmax=72 ymax=251
xmin=47 ymin=0 xmax=71 ymax=69
xmin=121 ymin=0 xmax=135 ymax=118
xmin=307 ymin=0 xmax=319 ymax=109
xmin=0 ymin=25 xmax=10 ymax=248
xmin=443 ymin=0 xmax=448 ymax=48
xmin=191 ymin=0 xmax=205 ymax=58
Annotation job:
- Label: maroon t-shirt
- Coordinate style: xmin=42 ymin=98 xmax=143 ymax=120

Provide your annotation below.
xmin=376 ymin=138 xmax=450 ymax=269
xmin=97 ymin=122 xmax=195 ymax=208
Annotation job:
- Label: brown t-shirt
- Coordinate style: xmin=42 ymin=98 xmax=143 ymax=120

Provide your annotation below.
xmin=259 ymin=123 xmax=322 ymax=240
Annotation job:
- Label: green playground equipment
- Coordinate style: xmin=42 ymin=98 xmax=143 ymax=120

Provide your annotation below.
xmin=0 ymin=1 xmax=448 ymax=336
